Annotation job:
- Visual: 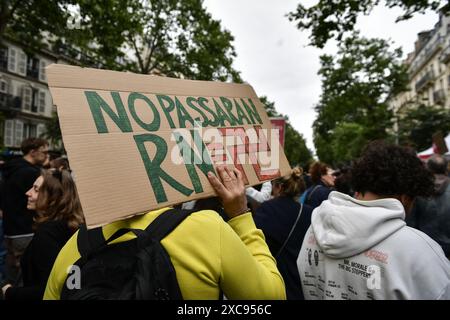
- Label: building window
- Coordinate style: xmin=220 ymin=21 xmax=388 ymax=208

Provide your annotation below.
xmin=38 ymin=90 xmax=46 ymax=113
xmin=22 ymin=85 xmax=32 ymax=111
xmin=7 ymin=47 xmax=16 ymax=73
xmin=23 ymin=123 xmax=37 ymax=138
xmin=27 ymin=57 xmax=39 ymax=79
xmin=39 ymin=60 xmax=47 ymax=82
xmin=0 ymin=79 xmax=7 ymax=93
xmin=31 ymin=89 xmax=39 ymax=112
xmin=14 ymin=119 xmax=23 ymax=146
xmin=4 ymin=119 xmax=14 ymax=147
xmin=0 ymin=46 xmax=7 ymax=70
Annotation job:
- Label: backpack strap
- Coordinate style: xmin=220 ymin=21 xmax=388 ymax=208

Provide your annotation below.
xmin=77 ymin=224 xmax=106 ymax=260
xmin=306 ymin=185 xmax=321 ymax=203
xmin=275 ymin=204 xmax=303 ymax=258
xmin=143 ymin=208 xmax=194 ymax=242
xmin=77 ymin=208 xmax=193 ymax=259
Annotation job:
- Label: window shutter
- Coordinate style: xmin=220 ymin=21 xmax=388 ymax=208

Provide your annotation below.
xmin=0 ymin=79 xmax=7 ymax=93
xmin=22 ymin=86 xmax=32 ymax=111
xmin=4 ymin=119 xmax=13 ymax=147
xmin=39 ymin=60 xmax=47 ymax=82
xmin=38 ymin=90 xmax=46 ymax=113
xmin=14 ymin=119 xmax=23 ymax=147
xmin=7 ymin=47 xmax=16 ymax=73
xmin=37 ymin=123 xmax=46 ymax=138
xmin=17 ymin=51 xmax=27 ymax=76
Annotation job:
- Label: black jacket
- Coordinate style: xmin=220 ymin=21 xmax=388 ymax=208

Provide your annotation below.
xmin=0 ymin=158 xmax=41 ymax=236
xmin=406 ymin=174 xmax=450 ymax=257
xmin=304 ymin=181 xmax=333 ymax=210
xmin=254 ymin=197 xmax=313 ymax=300
xmin=5 ymin=220 xmax=73 ymax=300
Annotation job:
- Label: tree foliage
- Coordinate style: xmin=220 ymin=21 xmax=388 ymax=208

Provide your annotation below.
xmin=1 ymin=0 xmax=241 ymax=81
xmin=288 ymin=0 xmax=447 ymax=48
xmin=42 ymin=111 xmax=64 ymax=152
xmin=313 ymin=33 xmax=408 ymax=164
xmin=398 ymin=105 xmax=450 ymax=151
xmin=123 ymin=0 xmax=241 ymax=81
xmin=259 ymin=96 xmax=313 ymax=168
xmin=1 ymin=0 xmax=141 ymax=62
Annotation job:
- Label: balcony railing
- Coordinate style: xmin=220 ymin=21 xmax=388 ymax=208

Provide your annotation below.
xmin=26 ymin=68 xmax=39 ymax=79
xmin=0 ymin=92 xmax=22 ymax=111
xmin=54 ymin=43 xmax=101 ymax=68
xmin=409 ymin=35 xmax=444 ymax=76
xmin=0 ymin=56 xmax=7 ymax=70
xmin=433 ymin=89 xmax=446 ymax=105
xmin=440 ymin=45 xmax=450 ymax=64
xmin=415 ymin=70 xmax=435 ymax=92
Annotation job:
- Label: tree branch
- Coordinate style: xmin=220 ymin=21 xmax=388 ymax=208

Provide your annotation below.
xmin=129 ymin=34 xmax=145 ymax=74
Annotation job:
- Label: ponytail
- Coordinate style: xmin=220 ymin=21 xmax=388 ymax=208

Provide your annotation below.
xmin=273 ymin=167 xmax=306 ymax=198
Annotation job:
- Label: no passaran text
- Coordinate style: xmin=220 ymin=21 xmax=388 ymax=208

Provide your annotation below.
xmin=85 ymin=91 xmax=263 ymax=134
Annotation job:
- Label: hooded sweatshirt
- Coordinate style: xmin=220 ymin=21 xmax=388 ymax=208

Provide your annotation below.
xmin=297 ymin=191 xmax=450 ymax=300
xmin=0 ymin=158 xmax=41 ymax=236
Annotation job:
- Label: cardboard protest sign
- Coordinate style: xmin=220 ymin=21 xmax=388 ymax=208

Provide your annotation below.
xmin=46 ymin=64 xmax=291 ymax=228
xmin=270 ymin=117 xmax=286 ymax=147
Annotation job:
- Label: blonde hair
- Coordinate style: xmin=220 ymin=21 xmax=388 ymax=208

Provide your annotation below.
xmin=273 ymin=167 xmax=306 ymax=198
xmin=34 ymin=169 xmax=85 ymax=232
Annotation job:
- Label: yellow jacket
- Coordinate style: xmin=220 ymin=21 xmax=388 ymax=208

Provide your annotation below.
xmin=44 ymin=208 xmax=286 ymax=300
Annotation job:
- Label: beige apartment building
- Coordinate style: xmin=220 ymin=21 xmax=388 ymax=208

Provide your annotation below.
xmin=0 ymin=37 xmax=91 ymax=151
xmin=389 ymin=12 xmax=450 ymax=124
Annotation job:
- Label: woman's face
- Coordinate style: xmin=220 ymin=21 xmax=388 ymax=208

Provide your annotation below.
xmin=26 ymin=176 xmax=44 ymax=210
xmin=321 ymin=168 xmax=336 ymax=187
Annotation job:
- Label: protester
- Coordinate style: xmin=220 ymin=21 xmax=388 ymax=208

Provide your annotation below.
xmin=332 ymin=166 xmax=353 ymax=196
xmin=0 ymin=138 xmax=49 ymax=286
xmin=302 ymin=163 xmax=313 ymax=190
xmin=246 ymin=181 xmax=272 ymax=203
xmin=44 ymin=166 xmax=286 ymax=300
xmin=246 ymin=181 xmax=272 ymax=212
xmin=1 ymin=169 xmax=84 ymax=300
xmin=254 ymin=167 xmax=314 ymax=299
xmin=298 ymin=141 xmax=450 ymax=300
xmin=49 ymin=157 xmax=70 ymax=171
xmin=301 ymin=162 xmax=335 ymax=208
xmin=406 ymin=154 xmax=450 ymax=258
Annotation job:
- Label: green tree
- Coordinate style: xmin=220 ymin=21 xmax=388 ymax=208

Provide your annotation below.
xmin=1 ymin=0 xmax=241 ymax=81
xmin=0 ymin=0 xmax=141 ymax=65
xmin=124 ymin=0 xmax=241 ymax=81
xmin=259 ymin=96 xmax=313 ymax=167
xmin=42 ymin=111 xmax=64 ymax=152
xmin=288 ymin=0 xmax=448 ymax=48
xmin=330 ymin=122 xmax=368 ymax=163
xmin=313 ymin=33 xmax=408 ymax=164
xmin=398 ymin=105 xmax=450 ymax=151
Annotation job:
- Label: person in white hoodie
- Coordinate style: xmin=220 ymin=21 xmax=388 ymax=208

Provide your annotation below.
xmin=297 ymin=141 xmax=450 ymax=300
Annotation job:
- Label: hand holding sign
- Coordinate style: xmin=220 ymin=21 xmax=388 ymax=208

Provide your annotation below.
xmin=207 ymin=166 xmax=249 ymax=219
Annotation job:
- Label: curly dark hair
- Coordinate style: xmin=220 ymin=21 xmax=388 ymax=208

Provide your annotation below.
xmin=351 ymin=141 xmax=434 ymax=198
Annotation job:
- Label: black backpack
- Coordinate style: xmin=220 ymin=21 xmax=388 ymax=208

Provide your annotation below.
xmin=60 ymin=208 xmax=193 ymax=300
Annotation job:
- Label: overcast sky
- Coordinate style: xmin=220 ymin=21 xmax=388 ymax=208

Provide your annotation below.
xmin=203 ymin=0 xmax=440 ymax=155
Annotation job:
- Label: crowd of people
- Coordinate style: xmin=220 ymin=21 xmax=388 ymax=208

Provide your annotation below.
xmin=0 ymin=137 xmax=449 ymax=300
